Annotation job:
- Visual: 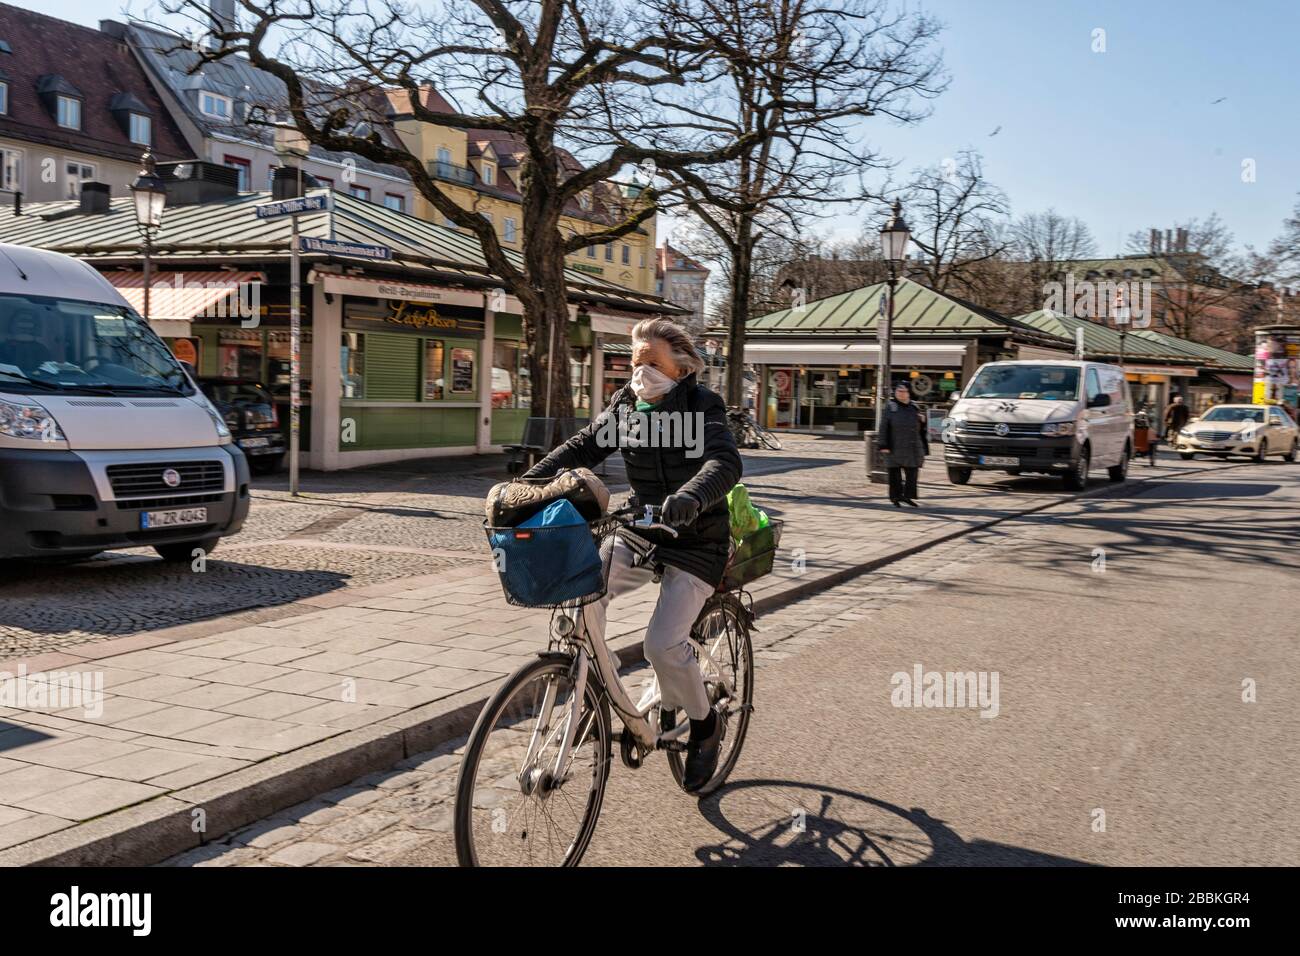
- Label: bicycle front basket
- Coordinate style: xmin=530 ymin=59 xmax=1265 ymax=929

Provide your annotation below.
xmin=486 ymin=498 xmax=609 ymax=609
xmin=720 ymin=519 xmax=783 ymax=591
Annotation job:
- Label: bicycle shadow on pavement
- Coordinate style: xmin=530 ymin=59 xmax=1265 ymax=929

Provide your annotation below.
xmin=693 ymin=779 xmax=1096 ymax=867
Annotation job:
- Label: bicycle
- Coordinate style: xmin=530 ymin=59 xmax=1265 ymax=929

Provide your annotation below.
xmin=726 ymin=406 xmax=783 ymax=451
xmin=454 ymin=503 xmax=759 ymax=866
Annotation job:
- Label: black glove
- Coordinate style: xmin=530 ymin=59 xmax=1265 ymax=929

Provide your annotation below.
xmin=661 ymin=492 xmax=701 ymax=528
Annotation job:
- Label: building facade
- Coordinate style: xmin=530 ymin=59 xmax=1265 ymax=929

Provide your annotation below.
xmin=656 ymin=242 xmax=709 ymax=335
xmin=0 ymin=4 xmax=193 ymax=204
xmin=388 ymin=86 xmax=658 ymax=296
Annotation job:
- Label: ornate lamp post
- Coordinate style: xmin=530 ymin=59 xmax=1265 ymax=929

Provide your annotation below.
xmin=129 ymin=152 xmax=167 ymax=324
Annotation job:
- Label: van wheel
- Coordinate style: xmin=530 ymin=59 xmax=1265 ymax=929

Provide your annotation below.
xmin=1063 ymin=446 xmax=1089 ymax=491
xmin=155 ymin=537 xmax=220 ymax=563
xmin=1252 ymin=439 xmax=1268 ymax=463
xmin=1285 ymin=440 xmax=1298 ymax=463
xmin=947 ymin=466 xmax=972 ymax=485
xmin=1107 ymin=445 xmax=1130 ymax=482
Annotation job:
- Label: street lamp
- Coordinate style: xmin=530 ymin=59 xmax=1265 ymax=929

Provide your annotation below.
xmin=130 ymin=151 xmax=167 ymax=324
xmin=868 ymin=200 xmax=910 ymax=482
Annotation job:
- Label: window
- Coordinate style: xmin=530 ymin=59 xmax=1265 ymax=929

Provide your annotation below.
xmin=449 ymin=346 xmax=476 ymax=394
xmin=604 ymin=243 xmax=613 ymax=262
xmin=503 ymin=217 xmax=517 ymax=242
xmin=350 ymin=185 xmax=370 ymax=201
xmin=200 ymin=91 xmax=232 ymax=119
xmin=341 ymin=332 xmax=365 ymax=399
xmin=128 ymin=113 xmax=151 ymax=146
xmin=0 ymin=82 xmax=8 ymax=115
xmin=384 ymin=193 xmax=405 ymax=212
xmin=1086 ymin=368 xmax=1103 ymax=405
xmin=424 ymin=340 xmax=445 ymax=400
xmin=482 ymin=164 xmax=495 ymax=185
xmin=639 ymin=252 xmax=646 ymax=268
xmin=0 ymin=148 xmax=21 ymax=192
xmin=492 ymin=340 xmax=529 ymax=409
xmin=621 ymin=244 xmax=630 ymax=265
xmin=223 ymin=155 xmax=251 ymax=191
xmin=586 ymin=245 xmax=595 ymax=259
xmin=434 ymin=146 xmax=452 ymax=176
xmin=56 ymin=95 xmax=81 ymax=129
xmin=64 ymin=161 xmax=95 ymax=199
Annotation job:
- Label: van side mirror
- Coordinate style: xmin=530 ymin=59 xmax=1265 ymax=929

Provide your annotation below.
xmin=1087 ymin=393 xmax=1111 ymax=409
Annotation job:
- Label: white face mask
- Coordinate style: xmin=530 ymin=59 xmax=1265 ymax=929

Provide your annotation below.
xmin=630 ymin=364 xmax=677 ymax=402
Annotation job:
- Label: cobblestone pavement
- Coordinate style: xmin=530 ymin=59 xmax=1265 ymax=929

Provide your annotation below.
xmin=163 ymin=530 xmax=1011 ymax=866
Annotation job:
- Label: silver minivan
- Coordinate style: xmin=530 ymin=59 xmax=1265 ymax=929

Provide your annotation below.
xmin=942 ymin=360 xmax=1134 ymax=490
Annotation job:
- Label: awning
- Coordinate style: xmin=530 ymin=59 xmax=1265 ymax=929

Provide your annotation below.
xmin=590 ymin=313 xmax=638 ymax=337
xmin=741 ymin=341 xmax=968 ymax=367
xmin=1213 ymin=373 xmax=1255 ymax=393
xmin=107 ymin=270 xmax=266 ymax=337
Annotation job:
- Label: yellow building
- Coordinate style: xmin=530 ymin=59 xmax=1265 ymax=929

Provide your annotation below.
xmin=388 ymin=87 xmax=657 ymax=295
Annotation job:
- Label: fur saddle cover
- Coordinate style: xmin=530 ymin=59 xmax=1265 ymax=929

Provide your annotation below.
xmin=485 ymin=468 xmax=611 ymax=528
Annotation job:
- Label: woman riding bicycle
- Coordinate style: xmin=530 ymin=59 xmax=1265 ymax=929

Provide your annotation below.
xmin=522 ymin=318 xmax=742 ymax=791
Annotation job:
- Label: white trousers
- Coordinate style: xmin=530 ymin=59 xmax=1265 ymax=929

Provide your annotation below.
xmin=581 ymin=536 xmax=714 ymax=719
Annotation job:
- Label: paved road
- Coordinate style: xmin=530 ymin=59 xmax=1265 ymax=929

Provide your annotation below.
xmin=172 ymin=460 xmax=1300 ymax=866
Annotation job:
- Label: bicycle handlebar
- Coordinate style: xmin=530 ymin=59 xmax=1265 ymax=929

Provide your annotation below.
xmin=609 ymin=503 xmax=680 ymax=538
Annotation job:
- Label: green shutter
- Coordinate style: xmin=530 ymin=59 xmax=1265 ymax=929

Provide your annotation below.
xmin=364 ymin=333 xmax=420 ymax=401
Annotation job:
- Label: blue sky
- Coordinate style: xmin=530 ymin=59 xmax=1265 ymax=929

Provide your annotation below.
xmin=30 ymin=0 xmax=1300 ymax=254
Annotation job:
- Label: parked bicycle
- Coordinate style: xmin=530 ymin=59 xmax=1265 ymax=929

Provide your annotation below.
xmin=455 ymin=502 xmax=777 ymax=867
xmin=727 ymin=406 xmax=783 ymax=451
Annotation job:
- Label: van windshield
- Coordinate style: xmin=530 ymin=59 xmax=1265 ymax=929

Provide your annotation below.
xmin=965 ymin=365 xmax=1080 ymax=401
xmin=0 ymin=293 xmax=192 ymax=397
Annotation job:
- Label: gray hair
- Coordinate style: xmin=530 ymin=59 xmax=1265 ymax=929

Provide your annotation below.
xmin=631 ymin=317 xmax=704 ymax=377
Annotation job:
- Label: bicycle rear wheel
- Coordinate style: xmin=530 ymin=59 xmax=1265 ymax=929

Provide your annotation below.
xmin=665 ymin=593 xmax=755 ymax=796
xmin=454 ymin=652 xmax=612 ymax=866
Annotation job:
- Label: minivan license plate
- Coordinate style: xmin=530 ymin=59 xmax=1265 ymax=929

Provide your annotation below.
xmin=979 ymin=455 xmax=1019 ymax=466
xmin=141 ymin=507 xmax=207 ymax=529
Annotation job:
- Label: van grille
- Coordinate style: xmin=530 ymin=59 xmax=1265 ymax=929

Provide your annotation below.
xmin=107 ymin=461 xmax=225 ymax=498
xmin=958 ymin=421 xmax=1042 ymax=437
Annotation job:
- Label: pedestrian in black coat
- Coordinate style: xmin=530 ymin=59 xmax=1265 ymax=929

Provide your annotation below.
xmin=878 ymin=381 xmax=929 ymax=507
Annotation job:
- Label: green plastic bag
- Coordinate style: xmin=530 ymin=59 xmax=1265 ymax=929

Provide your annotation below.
xmin=727 ymin=484 xmax=768 ymax=542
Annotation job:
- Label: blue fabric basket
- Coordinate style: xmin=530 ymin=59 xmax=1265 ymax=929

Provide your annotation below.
xmin=486 ymin=498 xmax=607 ymax=608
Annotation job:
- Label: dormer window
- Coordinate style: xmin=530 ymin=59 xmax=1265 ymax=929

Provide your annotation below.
xmin=56 ymin=95 xmax=81 ymax=129
xmin=110 ymin=93 xmax=153 ymax=146
xmin=482 ymin=163 xmax=495 ymax=185
xmin=129 ymin=114 xmax=151 ymax=145
xmin=200 ymin=91 xmax=233 ymax=119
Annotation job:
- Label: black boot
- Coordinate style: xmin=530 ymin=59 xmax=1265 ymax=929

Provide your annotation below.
xmin=682 ymin=709 xmax=724 ymax=793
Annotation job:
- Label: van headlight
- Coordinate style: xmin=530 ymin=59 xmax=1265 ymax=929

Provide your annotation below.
xmin=0 ymin=395 xmax=65 ymax=442
xmin=201 ymin=402 xmax=232 ymax=441
xmin=1042 ymin=421 xmax=1076 ymax=436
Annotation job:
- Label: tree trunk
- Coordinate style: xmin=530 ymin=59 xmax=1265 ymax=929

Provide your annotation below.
xmin=724 ymin=223 xmax=754 ymax=407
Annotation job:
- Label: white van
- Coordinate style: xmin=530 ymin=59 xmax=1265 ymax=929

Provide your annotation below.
xmin=0 ymin=243 xmax=250 ymax=561
xmin=942 ymin=359 xmax=1133 ymax=490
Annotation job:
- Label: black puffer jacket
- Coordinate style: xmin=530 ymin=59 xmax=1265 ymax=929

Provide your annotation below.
xmin=879 ymin=399 xmax=930 ymax=468
xmin=523 ymin=374 xmax=743 ymax=585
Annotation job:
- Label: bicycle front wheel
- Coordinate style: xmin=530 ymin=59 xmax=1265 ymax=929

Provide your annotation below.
xmin=454 ymin=652 xmax=612 ymax=867
xmin=665 ymin=593 xmax=755 ymax=795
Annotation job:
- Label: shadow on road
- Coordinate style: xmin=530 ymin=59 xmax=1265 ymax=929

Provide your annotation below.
xmin=694 ymin=779 xmax=1096 ymax=867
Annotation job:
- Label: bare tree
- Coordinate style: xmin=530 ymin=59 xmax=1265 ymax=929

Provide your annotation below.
xmin=1123 ymin=214 xmax=1258 ymax=347
xmin=169 ymin=0 xmax=769 ymax=419
xmin=898 ymin=148 xmax=1009 ymax=297
xmin=1267 ymin=194 xmax=1300 ymax=283
xmin=597 ymin=0 xmax=945 ymax=404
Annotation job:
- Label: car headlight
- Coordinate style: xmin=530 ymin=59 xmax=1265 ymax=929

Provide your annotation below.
xmin=1179 ymin=429 xmax=1193 ymax=438
xmin=1042 ymin=421 xmax=1076 ymax=436
xmin=200 ymin=402 xmax=232 ymax=441
xmin=0 ymin=395 xmax=65 ymax=442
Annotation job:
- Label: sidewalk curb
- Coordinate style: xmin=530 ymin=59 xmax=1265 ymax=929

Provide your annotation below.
xmin=0 ymin=461 xmax=1242 ymax=866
